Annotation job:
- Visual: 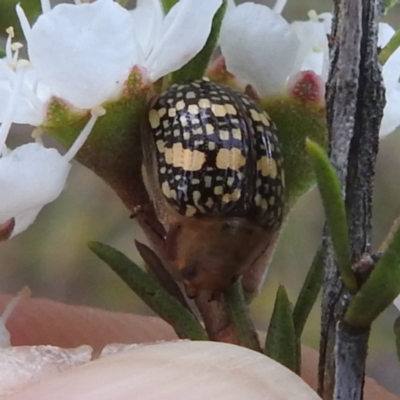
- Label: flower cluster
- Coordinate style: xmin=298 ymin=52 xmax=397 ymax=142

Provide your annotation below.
xmin=0 ymin=0 xmax=221 ymax=238
xmin=220 ymin=0 xmax=400 ymax=136
xmin=1 ymin=0 xmax=400 ymax=239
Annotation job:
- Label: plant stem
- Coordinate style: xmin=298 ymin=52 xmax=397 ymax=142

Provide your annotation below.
xmin=319 ymin=0 xmax=385 ymax=398
xmin=334 ymin=322 xmax=370 ymax=400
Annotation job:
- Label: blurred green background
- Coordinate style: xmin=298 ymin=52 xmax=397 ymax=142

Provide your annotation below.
xmin=1 ymin=0 xmax=400 ymax=395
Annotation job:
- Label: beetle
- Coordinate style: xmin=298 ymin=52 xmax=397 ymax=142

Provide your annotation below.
xmin=142 ymin=78 xmax=284 ymax=298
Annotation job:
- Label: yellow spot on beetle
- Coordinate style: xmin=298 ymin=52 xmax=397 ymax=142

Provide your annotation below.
xmin=199 ymin=98 xmax=211 ymax=108
xmin=261 ymin=199 xmax=269 ymax=210
xmin=164 ymin=143 xmax=206 ymax=171
xmin=257 ymin=156 xmax=278 ymax=178
xmin=219 ymin=130 xmax=230 ymax=140
xmin=232 ymin=189 xmax=241 ymax=201
xmin=232 ymin=128 xmax=242 ymax=140
xmin=193 ymin=127 xmax=203 ymax=135
xmin=158 ymin=108 xmax=167 ymax=118
xmin=249 ymin=109 xmax=261 ymax=122
xmin=260 ymin=112 xmax=270 ymax=126
xmin=188 ymin=104 xmax=199 ymax=115
xmin=216 ymin=148 xmax=246 ymax=171
xmin=149 ymin=109 xmax=160 ymax=128
xmin=214 ymin=186 xmax=223 ymax=195
xmin=222 ymin=189 xmax=241 ymax=203
xmin=212 ymin=104 xmax=227 ymax=117
xmin=176 ymin=100 xmax=185 ymax=111
xmin=225 ymin=104 xmax=237 ymax=115
xmin=179 ymin=115 xmax=188 ymax=127
xmin=168 ymin=108 xmax=177 ymax=117
xmin=193 ymin=191 xmax=201 ymax=204
xmin=156 ymin=140 xmax=165 ymax=153
xmin=206 ymin=124 xmax=215 ymax=135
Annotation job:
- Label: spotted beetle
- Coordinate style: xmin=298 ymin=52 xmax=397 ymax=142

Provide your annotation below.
xmin=142 ymin=78 xmax=284 ymax=298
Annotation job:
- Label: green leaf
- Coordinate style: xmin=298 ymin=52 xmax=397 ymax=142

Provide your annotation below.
xmin=379 ymin=29 xmax=400 ymax=65
xmin=306 ymin=139 xmax=357 ymax=293
xmin=344 ymin=226 xmax=400 ymax=328
xmin=0 ymin=48 xmax=5 ymax=58
xmin=293 ymin=248 xmax=323 ymax=338
xmin=170 ymin=0 xmax=227 ymax=84
xmin=382 ymin=0 xmax=400 ymax=14
xmin=0 ymin=0 xmax=41 ymax=39
xmin=225 ymin=281 xmax=260 ymax=351
xmin=89 ymin=242 xmax=207 ymax=340
xmin=161 ymin=0 xmax=178 ymax=13
xmin=265 ymin=285 xmax=300 ymax=373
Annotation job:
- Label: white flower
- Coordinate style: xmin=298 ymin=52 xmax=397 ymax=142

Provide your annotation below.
xmin=220 ymin=2 xmax=300 ymax=97
xmin=0 ymin=60 xmax=104 ymax=238
xmin=13 ymin=0 xmax=222 ymax=112
xmin=377 ymin=24 xmax=400 ymax=137
xmin=0 ymin=0 xmax=222 ymax=238
xmin=0 ymin=28 xmax=51 ymax=126
xmin=220 ymin=1 xmax=400 ymax=136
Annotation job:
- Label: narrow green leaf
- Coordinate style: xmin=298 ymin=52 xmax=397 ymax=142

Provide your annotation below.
xmin=0 ymin=48 xmax=5 ymax=58
xmin=293 ymin=248 xmax=323 ymax=338
xmin=225 ymin=281 xmax=261 ymax=351
xmin=89 ymin=242 xmax=207 ymax=340
xmin=170 ymin=0 xmax=227 ymax=84
xmin=161 ymin=0 xmax=178 ymax=13
xmin=344 ymin=226 xmax=400 ymax=328
xmin=306 ymin=139 xmax=357 ymax=293
xmin=265 ymin=285 xmax=300 ymax=373
xmin=379 ymin=29 xmax=400 ymax=65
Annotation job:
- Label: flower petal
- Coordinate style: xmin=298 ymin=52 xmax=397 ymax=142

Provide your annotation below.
xmin=0 ymin=67 xmax=50 ymax=126
xmin=378 ymin=22 xmax=395 ymax=48
xmin=382 ymin=46 xmax=400 ymax=92
xmin=27 ymin=0 xmax=139 ymax=110
xmin=220 ymin=3 xmax=300 ymax=97
xmin=0 ymin=143 xmax=71 ymax=236
xmin=130 ymin=0 xmax=164 ymax=59
xmin=146 ymin=0 xmax=222 ymax=81
xmin=380 ymin=86 xmax=400 ymax=137
xmin=291 ymin=18 xmax=329 ymax=80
